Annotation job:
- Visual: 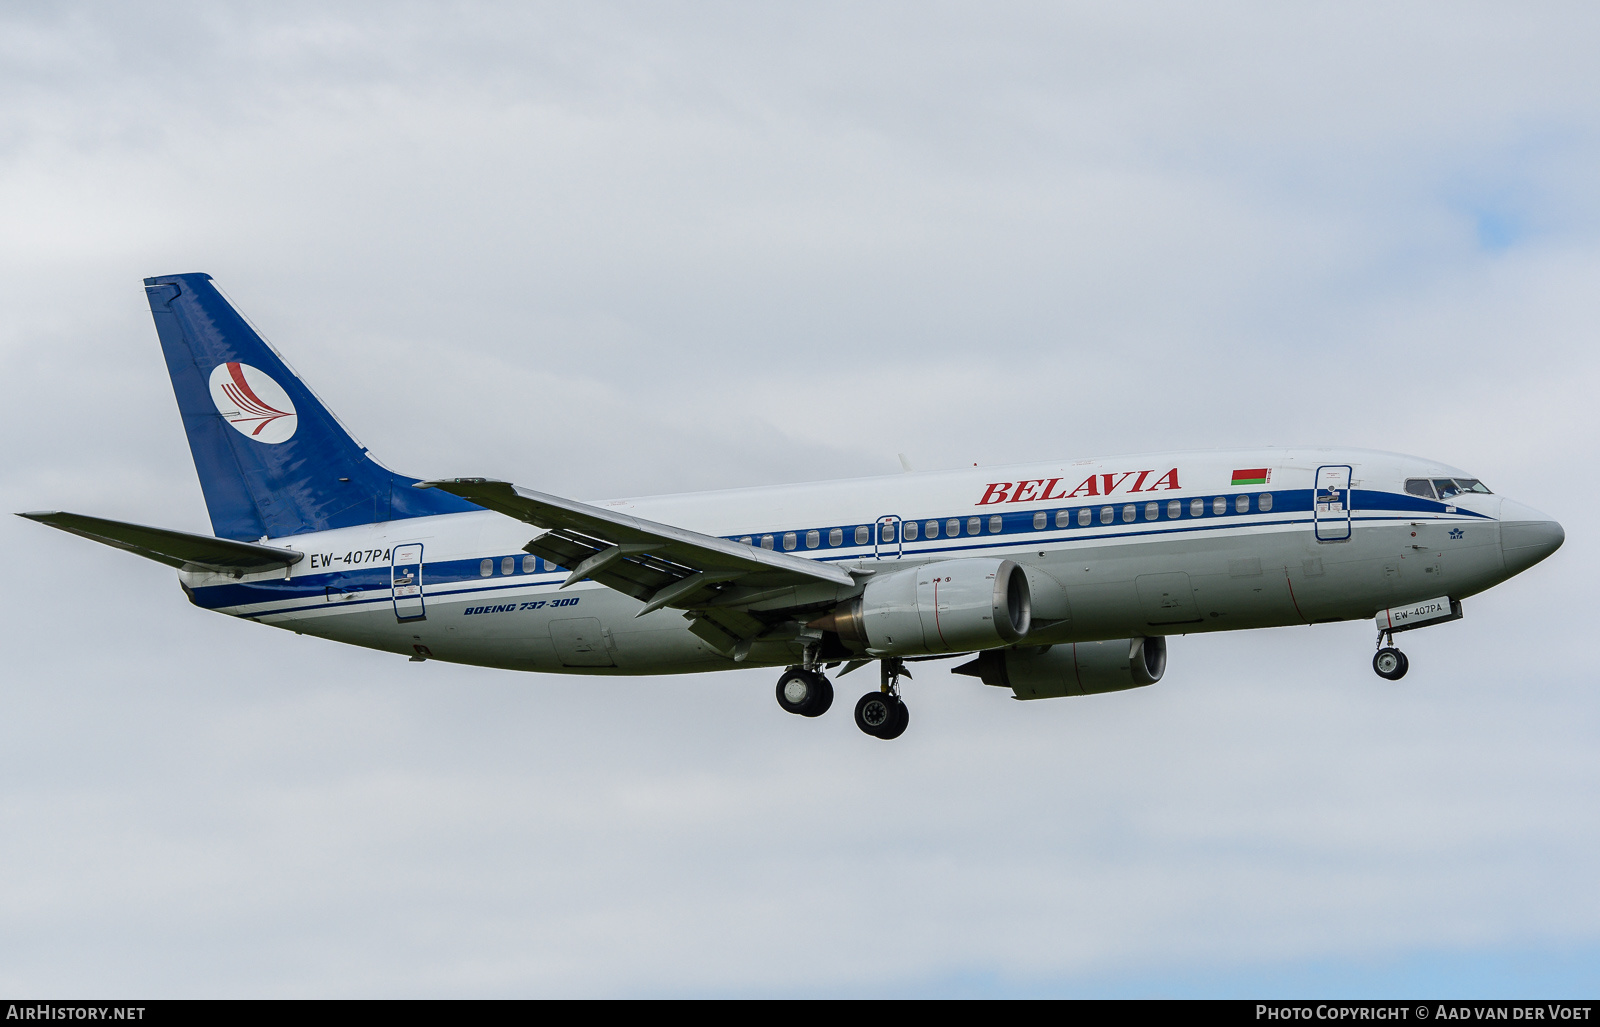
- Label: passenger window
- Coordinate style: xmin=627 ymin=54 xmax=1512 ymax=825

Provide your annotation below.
xmin=739 ymin=536 xmax=752 ymax=546
xmin=1033 ymin=511 xmax=1047 ymax=529
xmin=1191 ymin=498 xmax=1205 ymax=517
xmin=760 ymin=535 xmax=775 ymax=550
xmin=522 ymin=555 xmax=535 ymax=573
xmin=1236 ymin=495 xmax=1249 ymax=513
xmin=946 ymin=518 xmax=961 ymax=537
xmin=1259 ymin=493 xmax=1273 ymax=512
xmin=925 ymin=520 xmax=939 ymax=539
xmin=829 ymin=527 xmax=843 ymax=546
xmin=1405 ymin=478 xmax=1436 ymax=499
xmin=1099 ymin=506 xmax=1113 ymax=525
xmin=1056 ymin=510 xmax=1070 ymax=528
xmin=501 ymin=556 xmax=514 ymax=575
xmin=806 ymin=530 xmax=819 ymax=549
xmin=988 ymin=515 xmax=1002 ymax=533
xmin=880 ymin=522 xmax=895 ymax=543
xmin=855 ymin=525 xmax=869 ymax=545
xmin=1144 ymin=502 xmax=1158 ymax=521
xmin=1077 ymin=508 xmax=1091 ymax=526
xmin=1212 ymin=496 xmax=1227 ymax=515
xmin=1121 ymin=504 xmax=1136 ymax=523
xmin=903 ymin=521 xmax=919 ymax=541
xmin=967 ymin=517 xmax=981 ymax=535
xmin=1167 ymin=500 xmax=1181 ymax=519
xmin=479 ymin=558 xmax=493 ymax=577
xmin=782 ymin=532 xmax=797 ymax=550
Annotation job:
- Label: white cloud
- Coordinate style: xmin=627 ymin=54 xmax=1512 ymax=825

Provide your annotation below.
xmin=0 ymin=1 xmax=1595 ymax=996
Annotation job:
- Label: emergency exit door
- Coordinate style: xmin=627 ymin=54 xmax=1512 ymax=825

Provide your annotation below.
xmin=392 ymin=543 xmax=425 ymax=621
xmin=874 ymin=515 xmax=903 ymax=559
xmin=1314 ymin=465 xmax=1353 ymax=542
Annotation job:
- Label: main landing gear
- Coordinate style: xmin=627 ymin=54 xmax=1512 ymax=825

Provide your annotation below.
xmin=854 ymin=658 xmax=910 ymax=740
xmin=773 ymin=655 xmax=912 ymax=739
xmin=775 ymin=666 xmax=834 ymax=717
xmin=1373 ymin=630 xmax=1409 ymax=681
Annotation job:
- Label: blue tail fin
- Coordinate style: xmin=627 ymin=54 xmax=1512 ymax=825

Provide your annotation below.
xmin=143 ymin=273 xmax=478 ymax=541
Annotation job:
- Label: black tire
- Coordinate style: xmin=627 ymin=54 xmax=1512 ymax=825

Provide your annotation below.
xmin=878 ymin=697 xmax=909 ymax=740
xmin=776 ymin=669 xmax=822 ymax=715
xmin=854 ymin=691 xmax=897 ymax=737
xmin=855 ymin=691 xmax=907 ymax=739
xmin=1373 ymin=647 xmax=1408 ymax=681
xmin=803 ymin=675 xmax=834 ymax=718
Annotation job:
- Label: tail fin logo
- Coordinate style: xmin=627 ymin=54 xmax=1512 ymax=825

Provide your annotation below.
xmin=208 ymin=362 xmax=298 ymax=444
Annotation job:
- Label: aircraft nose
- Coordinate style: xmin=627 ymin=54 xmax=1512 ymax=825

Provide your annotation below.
xmin=1499 ymin=499 xmax=1565 ymax=577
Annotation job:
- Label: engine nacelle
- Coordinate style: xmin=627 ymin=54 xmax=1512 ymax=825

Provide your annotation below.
xmin=954 ymin=637 xmax=1167 ymax=700
xmin=819 ymin=558 xmax=1032 ymax=657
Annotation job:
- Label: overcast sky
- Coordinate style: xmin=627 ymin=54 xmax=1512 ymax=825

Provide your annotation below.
xmin=1 ymin=2 xmax=1596 ymax=997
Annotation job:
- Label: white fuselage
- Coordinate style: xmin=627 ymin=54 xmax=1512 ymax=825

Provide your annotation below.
xmin=181 ymin=447 xmax=1549 ymax=675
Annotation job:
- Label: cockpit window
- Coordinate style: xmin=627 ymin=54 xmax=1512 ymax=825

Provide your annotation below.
xmin=1405 ymin=479 xmax=1436 ymax=499
xmin=1433 ymin=478 xmax=1493 ymax=499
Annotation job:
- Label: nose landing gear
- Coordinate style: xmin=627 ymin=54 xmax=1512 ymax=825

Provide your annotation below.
xmin=854 ymin=658 xmax=910 ymax=740
xmin=1373 ymin=630 xmax=1409 ymax=681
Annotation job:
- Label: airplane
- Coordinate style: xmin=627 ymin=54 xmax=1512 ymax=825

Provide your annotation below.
xmin=19 ymin=274 xmax=1566 ymax=740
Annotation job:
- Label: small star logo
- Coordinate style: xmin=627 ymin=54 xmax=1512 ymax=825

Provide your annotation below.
xmin=1449 ymin=528 xmax=1464 ymax=540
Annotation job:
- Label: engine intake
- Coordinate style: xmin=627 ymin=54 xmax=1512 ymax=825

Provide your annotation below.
xmin=815 ymin=558 xmax=1031 ymax=657
xmin=954 ymin=637 xmax=1167 ymax=700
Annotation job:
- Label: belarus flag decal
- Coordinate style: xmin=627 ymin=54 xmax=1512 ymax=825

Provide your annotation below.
xmin=1231 ymin=468 xmax=1271 ymax=486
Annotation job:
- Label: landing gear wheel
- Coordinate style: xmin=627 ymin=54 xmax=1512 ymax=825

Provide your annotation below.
xmin=806 ymin=676 xmax=834 ymax=717
xmin=854 ymin=691 xmax=907 ymax=739
xmin=879 ymin=697 xmax=909 ymax=740
xmin=1373 ymin=647 xmax=1409 ymax=681
xmin=776 ymin=669 xmax=833 ymax=717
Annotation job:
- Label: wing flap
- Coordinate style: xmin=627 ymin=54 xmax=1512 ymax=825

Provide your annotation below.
xmin=18 ymin=511 xmax=304 ymax=574
xmin=521 ymin=533 xmax=689 ymax=603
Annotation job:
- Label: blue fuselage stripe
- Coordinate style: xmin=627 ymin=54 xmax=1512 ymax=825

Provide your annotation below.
xmin=192 ymin=486 xmax=1487 ymax=617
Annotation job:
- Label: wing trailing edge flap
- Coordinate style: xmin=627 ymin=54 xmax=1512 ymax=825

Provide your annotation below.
xmin=417 ymin=480 xmax=857 ymax=632
xmin=17 ymin=511 xmax=304 ymax=575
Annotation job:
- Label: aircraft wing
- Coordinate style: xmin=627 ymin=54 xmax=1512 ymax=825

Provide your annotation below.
xmin=17 ymin=511 xmax=304 ymax=575
xmin=417 ymin=479 xmax=857 ymax=639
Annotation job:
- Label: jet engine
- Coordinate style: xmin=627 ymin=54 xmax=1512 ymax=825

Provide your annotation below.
xmin=815 ymin=558 xmax=1031 ymax=657
xmin=954 ymin=637 xmax=1167 ymax=700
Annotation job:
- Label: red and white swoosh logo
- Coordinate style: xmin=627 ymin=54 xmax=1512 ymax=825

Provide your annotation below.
xmin=208 ymin=362 xmax=298 ymax=444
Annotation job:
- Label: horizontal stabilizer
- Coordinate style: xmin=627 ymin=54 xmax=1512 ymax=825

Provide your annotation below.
xmin=18 ymin=511 xmax=304 ymax=575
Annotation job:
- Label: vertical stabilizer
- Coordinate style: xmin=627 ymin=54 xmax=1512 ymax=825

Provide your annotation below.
xmin=143 ymin=273 xmax=477 ymax=540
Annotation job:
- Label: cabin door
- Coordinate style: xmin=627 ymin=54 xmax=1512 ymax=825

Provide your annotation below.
xmin=1314 ymin=465 xmax=1354 ymax=542
xmin=392 ymin=543 xmax=426 ymax=621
